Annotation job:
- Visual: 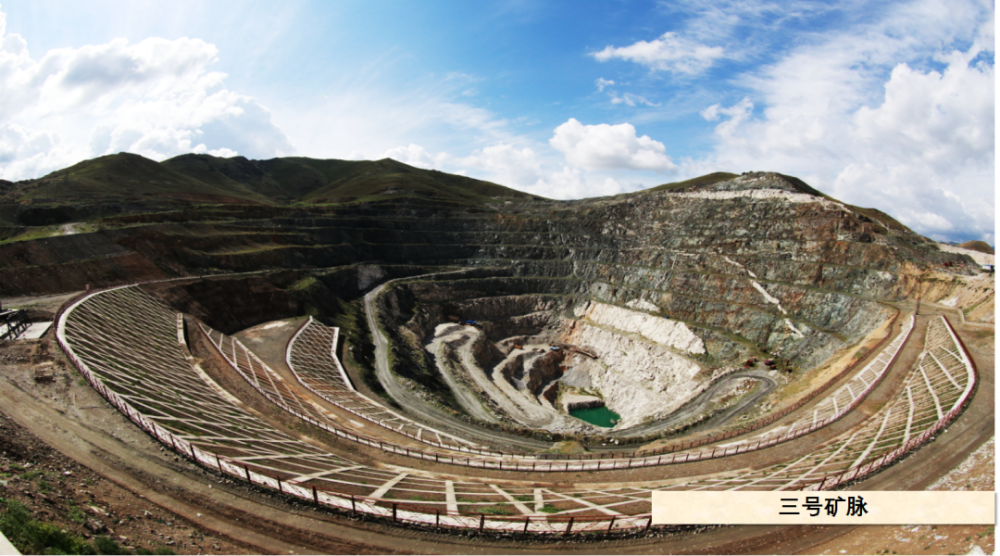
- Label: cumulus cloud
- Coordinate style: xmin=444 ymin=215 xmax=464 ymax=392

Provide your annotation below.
xmin=550 ymin=118 xmax=677 ymax=171
xmin=0 ymin=9 xmax=292 ymax=180
xmin=690 ymin=0 xmax=994 ymax=244
xmin=383 ymin=144 xmax=449 ymax=169
xmin=595 ymin=77 xmax=615 ymax=92
xmin=455 ymin=144 xmax=543 ymax=187
xmin=591 ymin=32 xmax=724 ymax=74
xmin=502 ymin=165 xmax=625 ymax=201
xmin=376 ymin=138 xmax=644 ymax=201
xmin=700 ymin=97 xmax=753 ymax=136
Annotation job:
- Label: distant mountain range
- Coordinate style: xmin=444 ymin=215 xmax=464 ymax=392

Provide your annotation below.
xmin=0 ymin=152 xmax=984 ymax=254
xmin=1 ymin=152 xmax=543 ymax=208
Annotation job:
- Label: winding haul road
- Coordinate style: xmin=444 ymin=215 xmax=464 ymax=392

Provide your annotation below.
xmin=363 ymin=273 xmax=776 ymax=450
xmin=363 ymin=276 xmax=553 ymax=451
xmin=607 ymin=370 xmax=778 ymax=439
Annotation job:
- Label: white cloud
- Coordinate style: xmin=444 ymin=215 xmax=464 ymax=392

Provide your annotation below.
xmin=609 ymin=92 xmax=660 ymax=107
xmin=654 ymin=0 xmax=838 ymax=53
xmin=0 ymin=122 xmax=72 ymax=180
xmin=690 ymin=0 xmax=994 ymax=244
xmin=521 ymin=166 xmax=627 ymax=200
xmin=595 ymin=77 xmax=615 ymax=92
xmin=376 ymin=138 xmax=651 ymax=201
xmin=454 ymin=144 xmax=543 ymax=187
xmin=550 ymin=118 xmax=677 ymax=171
xmin=0 ymin=8 xmax=292 ymax=180
xmin=591 ymin=32 xmax=725 ymax=75
xmin=700 ymin=97 xmax=753 ymax=136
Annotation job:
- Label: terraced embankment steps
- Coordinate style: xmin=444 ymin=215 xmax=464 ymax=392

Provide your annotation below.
xmin=56 ymin=278 xmax=975 ymax=535
xmin=286 ymin=317 xmax=480 ymax=450
xmin=665 ymin=315 xmax=975 ymax=491
xmin=4 ymin=184 xmax=924 ymax=431
xmin=56 ymin=285 xmax=660 ymax=532
xmin=201 ymin=317 xmax=485 ymax=453
xmin=193 ymin=272 xmax=945 ymax=484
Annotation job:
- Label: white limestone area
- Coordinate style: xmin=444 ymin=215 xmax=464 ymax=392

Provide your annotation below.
xmin=554 ymin=301 xmax=709 ymax=428
xmin=573 ymin=301 xmax=705 ymax=355
xmin=936 ymin=243 xmax=995 ymax=266
xmin=421 ymin=299 xmax=714 ymax=432
xmin=561 ymin=320 xmax=705 ymax=428
xmin=668 ymin=188 xmax=822 ymax=204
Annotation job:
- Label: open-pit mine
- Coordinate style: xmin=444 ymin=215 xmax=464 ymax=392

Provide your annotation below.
xmin=0 ymin=153 xmax=993 ymax=554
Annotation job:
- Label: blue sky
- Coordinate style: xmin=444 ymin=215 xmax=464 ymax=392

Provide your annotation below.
xmin=0 ymin=0 xmax=994 ymax=244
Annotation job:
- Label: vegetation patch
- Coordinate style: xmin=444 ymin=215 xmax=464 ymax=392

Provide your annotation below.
xmin=0 ymin=497 xmax=166 ymax=556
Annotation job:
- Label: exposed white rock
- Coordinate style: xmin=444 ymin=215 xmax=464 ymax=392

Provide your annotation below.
xmin=937 ymin=243 xmax=995 ymax=265
xmin=751 ymin=281 xmax=783 ymax=309
xmin=667 ymin=188 xmax=818 ymax=203
xmin=573 ymin=301 xmax=705 ymax=355
xmin=561 ymin=393 xmax=603 ymax=411
xmin=783 ymin=318 xmax=806 ymax=339
xmin=625 ymin=298 xmax=660 ymax=312
xmin=723 ymin=258 xmax=805 ymax=339
xmin=565 ymin=322 xmax=704 ymax=427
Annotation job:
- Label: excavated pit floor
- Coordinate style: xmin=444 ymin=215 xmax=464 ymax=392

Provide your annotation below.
xmin=411 ymin=293 xmax=781 ymax=440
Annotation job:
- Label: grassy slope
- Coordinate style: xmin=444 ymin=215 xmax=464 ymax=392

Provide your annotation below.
xmin=161 ymin=154 xmax=288 ymax=201
xmin=25 ymin=153 xmax=272 ymax=203
xmin=14 ymin=153 xmax=539 ymax=208
xmin=301 ymin=158 xmax=540 ymax=204
xmin=8 ymin=153 xmax=951 ymax=252
xmin=958 ymin=240 xmax=995 ymax=255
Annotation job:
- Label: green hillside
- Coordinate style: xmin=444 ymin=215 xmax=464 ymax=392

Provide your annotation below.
xmin=303 ymin=158 xmax=540 ymax=204
xmin=23 ymin=153 xmax=272 ymax=204
xmin=10 ymin=152 xmax=540 ymax=208
xmin=958 ymin=240 xmax=995 ymax=255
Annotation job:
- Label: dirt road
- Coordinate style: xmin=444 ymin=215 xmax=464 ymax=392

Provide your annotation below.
xmin=363 ymin=277 xmax=554 ymax=451
xmin=607 ymin=370 xmax=778 ymax=439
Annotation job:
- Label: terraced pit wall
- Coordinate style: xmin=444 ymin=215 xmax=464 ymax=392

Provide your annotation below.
xmin=10 ymin=174 xmax=981 ymax=428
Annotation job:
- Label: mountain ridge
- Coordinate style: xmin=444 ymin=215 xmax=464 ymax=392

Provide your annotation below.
xmin=0 ymin=152 xmax=966 ymax=254
xmin=4 ymin=152 xmax=544 ymax=207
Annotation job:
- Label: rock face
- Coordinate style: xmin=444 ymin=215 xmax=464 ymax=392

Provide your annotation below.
xmin=144 ymin=276 xmax=299 ymax=335
xmin=573 ymin=301 xmax=705 ymax=354
xmin=562 ymin=394 xmax=603 ymax=411
xmin=561 ymin=322 xmax=704 ymax=427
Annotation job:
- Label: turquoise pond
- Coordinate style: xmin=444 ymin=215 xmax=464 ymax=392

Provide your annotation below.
xmin=569 ymin=406 xmax=621 ymax=428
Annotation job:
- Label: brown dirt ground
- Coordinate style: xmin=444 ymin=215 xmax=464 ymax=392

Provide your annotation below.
xmin=0 ymin=411 xmax=256 ymax=555
xmin=0 ymin=339 xmax=253 ymax=555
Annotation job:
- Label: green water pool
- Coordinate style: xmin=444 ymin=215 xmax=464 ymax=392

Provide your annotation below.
xmin=569 ymin=405 xmax=621 ymax=428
